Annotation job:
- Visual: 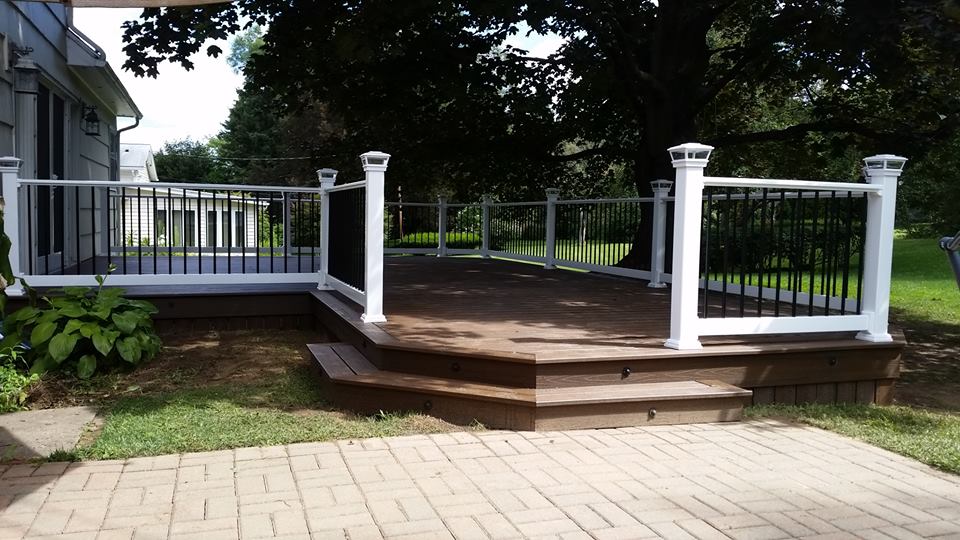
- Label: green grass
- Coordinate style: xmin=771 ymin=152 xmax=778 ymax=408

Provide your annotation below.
xmin=79 ymin=368 xmax=467 ymax=460
xmin=746 ymin=404 xmax=960 ymax=474
xmin=890 ymin=238 xmax=960 ymax=327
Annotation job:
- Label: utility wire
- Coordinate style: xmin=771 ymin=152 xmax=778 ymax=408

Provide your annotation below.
xmin=157 ymin=153 xmax=345 ymax=162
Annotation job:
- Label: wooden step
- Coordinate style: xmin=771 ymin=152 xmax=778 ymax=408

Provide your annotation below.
xmin=310 ymin=343 xmax=752 ymax=430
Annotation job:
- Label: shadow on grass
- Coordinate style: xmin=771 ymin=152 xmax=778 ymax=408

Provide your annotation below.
xmin=891 ymin=310 xmax=960 ymax=411
xmin=78 ymin=366 xmax=467 ymax=460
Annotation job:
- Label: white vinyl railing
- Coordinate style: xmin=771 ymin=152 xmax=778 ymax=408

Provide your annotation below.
xmin=0 ymin=151 xmax=391 ymax=323
xmin=665 ymin=143 xmax=905 ymax=349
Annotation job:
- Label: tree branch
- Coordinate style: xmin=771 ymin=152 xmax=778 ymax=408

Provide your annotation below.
xmin=545 ymin=146 xmax=610 ymax=162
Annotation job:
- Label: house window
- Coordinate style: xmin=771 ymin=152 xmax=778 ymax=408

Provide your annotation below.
xmin=206 ymin=211 xmax=217 ymax=247
xmin=172 ymin=210 xmax=182 ymax=246
xmin=222 ymin=211 xmax=231 ymax=247
xmin=155 ymin=209 xmax=167 ymax=245
xmin=184 ymin=210 xmax=196 ymax=247
xmin=235 ymin=211 xmax=245 ymax=247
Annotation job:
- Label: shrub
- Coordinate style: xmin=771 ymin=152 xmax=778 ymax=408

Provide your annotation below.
xmin=1 ymin=273 xmax=162 ymax=379
xmin=386 ymin=232 xmax=481 ymax=250
xmin=0 ymin=346 xmax=37 ymax=412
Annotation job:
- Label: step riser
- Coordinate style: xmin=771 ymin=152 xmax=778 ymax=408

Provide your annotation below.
xmin=535 ymin=397 xmax=748 ymax=430
xmin=536 ymin=348 xmax=901 ymax=389
xmin=329 ymin=383 xmax=537 ymax=430
xmin=326 ymin=381 xmax=747 ymax=431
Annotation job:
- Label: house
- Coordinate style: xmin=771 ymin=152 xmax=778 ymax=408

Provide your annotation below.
xmin=119 ymin=143 xmax=158 ymax=183
xmin=0 ymin=0 xmax=141 ymax=274
xmin=115 ymin=143 xmax=263 ymax=250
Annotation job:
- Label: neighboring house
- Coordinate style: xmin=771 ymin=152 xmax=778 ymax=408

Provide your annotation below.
xmin=119 ymin=143 xmax=158 ymax=183
xmin=0 ymin=0 xmax=141 ymax=273
xmin=116 ymin=143 xmax=264 ymax=249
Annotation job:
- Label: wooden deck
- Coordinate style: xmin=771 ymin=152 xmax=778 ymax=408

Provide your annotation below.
xmin=310 ymin=256 xmax=904 ymax=428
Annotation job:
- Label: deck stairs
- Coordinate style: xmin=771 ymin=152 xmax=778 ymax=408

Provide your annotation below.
xmin=309 ymin=342 xmax=752 ymax=430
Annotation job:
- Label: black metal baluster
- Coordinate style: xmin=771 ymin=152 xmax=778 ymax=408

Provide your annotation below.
xmin=182 ymin=188 xmax=188 ymax=275
xmin=856 ymin=196 xmax=867 ymax=314
xmin=135 ymin=187 xmax=141 ymax=275
xmin=121 ymin=187 xmax=127 ymax=275
xmin=757 ymin=188 xmax=768 ymax=316
xmin=196 ymin=187 xmax=202 ymax=275
xmin=774 ymin=191 xmax=786 ymax=316
xmin=151 ymin=187 xmax=158 ymax=275
xmin=227 ymin=191 xmax=232 ymax=274
xmin=167 ymin=188 xmax=173 ymax=275
xmin=26 ymin=187 xmax=33 ymax=275
xmin=90 ymin=187 xmax=96 ymax=274
xmin=840 ymin=193 xmax=853 ymax=315
xmin=703 ymin=192 xmax=713 ymax=317
xmin=807 ymin=192 xmax=820 ymax=316
xmin=721 ymin=190 xmax=731 ymax=318
xmin=792 ymin=194 xmax=805 ymax=316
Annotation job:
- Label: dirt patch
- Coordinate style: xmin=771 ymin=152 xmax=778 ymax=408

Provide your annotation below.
xmin=892 ymin=314 xmax=960 ymax=411
xmin=29 ymin=329 xmax=328 ymax=409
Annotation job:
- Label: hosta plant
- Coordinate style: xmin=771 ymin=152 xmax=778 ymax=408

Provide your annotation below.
xmin=1 ymin=273 xmax=162 ymax=379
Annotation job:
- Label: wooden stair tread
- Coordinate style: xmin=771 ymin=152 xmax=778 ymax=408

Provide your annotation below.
xmin=535 ymin=380 xmax=751 ymax=406
xmin=311 ymin=343 xmax=751 ymax=408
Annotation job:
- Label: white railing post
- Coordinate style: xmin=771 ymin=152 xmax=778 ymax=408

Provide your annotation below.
xmin=648 ymin=179 xmax=673 ymax=288
xmin=0 ymin=157 xmax=23 ymax=295
xmin=544 ymin=188 xmax=560 ymax=269
xmin=360 ymin=151 xmax=390 ymax=323
xmin=316 ymin=167 xmax=338 ymax=290
xmin=481 ymin=194 xmax=492 ymax=258
xmin=664 ymin=143 xmax=713 ymax=350
xmin=437 ymin=194 xmax=448 ymax=257
xmin=856 ymin=154 xmax=907 ymax=343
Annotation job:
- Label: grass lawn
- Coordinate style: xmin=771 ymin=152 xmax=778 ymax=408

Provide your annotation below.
xmin=746 ymin=236 xmax=960 ymax=474
xmin=27 ymin=330 xmax=471 ymax=461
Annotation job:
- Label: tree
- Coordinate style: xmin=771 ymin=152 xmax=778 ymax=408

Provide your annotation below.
xmin=154 ymin=138 xmax=225 ymax=183
xmin=121 ymin=1 xmax=960 ymax=256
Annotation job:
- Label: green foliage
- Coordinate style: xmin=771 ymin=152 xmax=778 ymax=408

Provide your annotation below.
xmin=0 ymin=346 xmax=38 ymax=413
xmin=227 ymin=25 xmax=264 ymax=74
xmin=2 ymin=274 xmax=162 ymax=379
xmin=386 ymin=232 xmax=482 ymax=250
xmin=154 ymin=138 xmax=228 ymax=183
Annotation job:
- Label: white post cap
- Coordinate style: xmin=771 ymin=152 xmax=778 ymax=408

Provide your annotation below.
xmin=360 ymin=151 xmax=391 ymax=172
xmin=667 ymin=143 xmax=714 ymax=167
xmin=0 ymin=157 xmax=22 ymax=171
xmin=317 ymin=168 xmax=338 ymax=185
xmin=650 ymin=179 xmax=674 ymax=193
xmin=863 ymin=154 xmax=907 ymax=174
xmin=545 ymin=188 xmax=560 ymax=198
xmin=482 ymin=194 xmax=494 ymax=203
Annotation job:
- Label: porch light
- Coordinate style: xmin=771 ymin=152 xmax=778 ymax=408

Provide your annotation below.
xmin=83 ymin=106 xmax=101 ymax=137
xmin=668 ymin=143 xmax=714 ymax=164
xmin=12 ymin=52 xmax=40 ymax=95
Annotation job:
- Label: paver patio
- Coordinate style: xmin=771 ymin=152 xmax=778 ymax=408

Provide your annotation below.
xmin=1 ymin=419 xmax=959 ymax=540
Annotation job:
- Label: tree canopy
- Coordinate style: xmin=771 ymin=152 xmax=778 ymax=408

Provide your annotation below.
xmin=125 ymin=1 xmax=960 ymax=228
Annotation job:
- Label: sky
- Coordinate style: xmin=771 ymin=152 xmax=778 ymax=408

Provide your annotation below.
xmin=72 ymin=10 xmax=561 ymax=153
xmin=73 ymin=8 xmax=243 ymax=149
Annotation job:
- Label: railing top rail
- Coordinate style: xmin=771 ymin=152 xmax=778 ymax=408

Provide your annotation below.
xmin=17 ymin=178 xmax=326 ymax=193
xmin=445 ymin=203 xmax=480 ymax=208
xmin=490 ymin=201 xmax=547 ymax=207
xmin=385 ymin=202 xmax=438 ymax=207
xmin=556 ymin=197 xmax=655 ymax=204
xmin=324 ymin=180 xmax=366 ymax=193
xmin=701 ymin=190 xmax=867 ymax=200
xmin=703 ymin=176 xmax=882 ymax=193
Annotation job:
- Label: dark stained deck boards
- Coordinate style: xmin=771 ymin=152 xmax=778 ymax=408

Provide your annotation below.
xmin=362 ymin=257 xmax=903 ymax=362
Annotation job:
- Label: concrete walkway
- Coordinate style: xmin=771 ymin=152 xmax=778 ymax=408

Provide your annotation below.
xmin=0 ymin=407 xmax=97 ymax=461
xmin=1 ymin=419 xmax=959 ymax=540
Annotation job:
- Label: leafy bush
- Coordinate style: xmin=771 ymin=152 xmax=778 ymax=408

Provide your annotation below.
xmin=0 ymin=346 xmax=38 ymax=412
xmin=386 ymin=232 xmax=481 ymax=250
xmin=1 ymin=274 xmax=162 ymax=379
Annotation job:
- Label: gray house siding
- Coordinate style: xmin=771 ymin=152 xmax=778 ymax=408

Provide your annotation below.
xmin=0 ymin=0 xmax=140 ymax=274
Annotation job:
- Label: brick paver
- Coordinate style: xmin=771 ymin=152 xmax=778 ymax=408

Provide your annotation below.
xmin=2 ymin=419 xmax=960 ymax=539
